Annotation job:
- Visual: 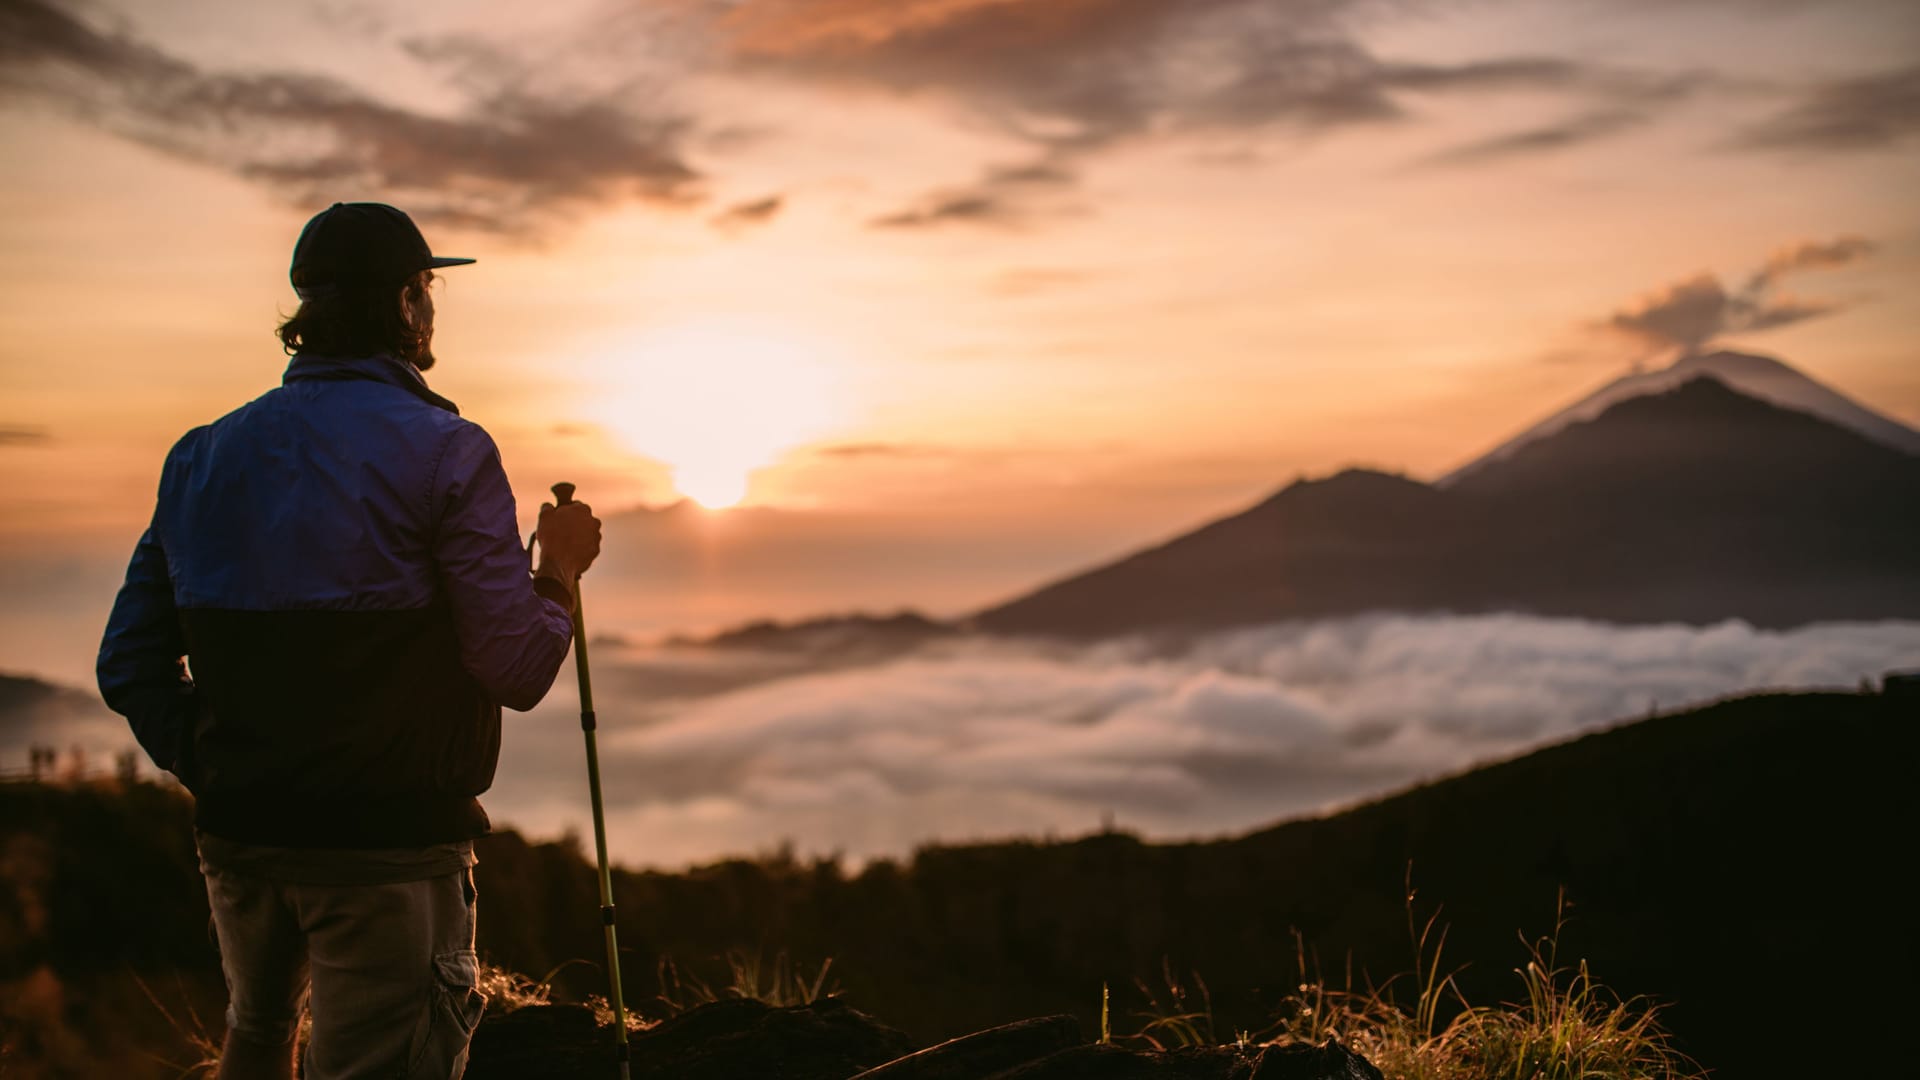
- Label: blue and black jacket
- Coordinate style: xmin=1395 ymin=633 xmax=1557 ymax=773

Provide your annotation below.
xmin=98 ymin=353 xmax=574 ymax=848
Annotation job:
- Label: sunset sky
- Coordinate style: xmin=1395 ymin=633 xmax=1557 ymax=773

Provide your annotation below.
xmin=2 ymin=0 xmax=1918 ymax=675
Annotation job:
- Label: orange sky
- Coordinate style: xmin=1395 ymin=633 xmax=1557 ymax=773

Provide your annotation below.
xmin=2 ymin=0 xmax=1918 ymax=678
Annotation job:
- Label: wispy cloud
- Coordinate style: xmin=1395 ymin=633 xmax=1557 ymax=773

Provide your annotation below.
xmin=488 ymin=614 xmax=1920 ymax=867
xmin=719 ymin=0 xmax=1704 ymax=226
xmin=0 ymin=0 xmax=703 ymax=233
xmin=0 ymin=425 xmax=50 ymax=446
xmin=811 ymin=441 xmax=954 ymax=459
xmin=710 ymin=194 xmax=786 ymax=230
xmin=871 ymin=154 xmax=1082 ymax=229
xmin=1738 ymin=65 xmax=1920 ymax=152
xmin=723 ymin=1 xmax=1494 ymax=145
xmin=1750 ymin=235 xmax=1877 ymax=286
xmin=1603 ymin=235 xmax=1875 ymax=352
xmin=1419 ymin=108 xmax=1649 ymax=167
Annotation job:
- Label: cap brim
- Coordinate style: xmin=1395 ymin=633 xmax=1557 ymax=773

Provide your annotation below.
xmin=427 ymin=256 xmax=477 ymax=268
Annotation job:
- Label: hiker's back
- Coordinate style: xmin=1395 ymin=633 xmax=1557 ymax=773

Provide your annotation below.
xmin=153 ymin=355 xmax=500 ymax=848
xmin=162 ymin=361 xmax=467 ymax=611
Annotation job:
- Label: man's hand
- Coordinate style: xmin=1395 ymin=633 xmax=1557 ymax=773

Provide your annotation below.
xmin=532 ymin=499 xmax=602 ymax=609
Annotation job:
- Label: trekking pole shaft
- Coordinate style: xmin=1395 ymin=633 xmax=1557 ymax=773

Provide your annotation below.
xmin=554 ymin=483 xmax=630 ymax=1079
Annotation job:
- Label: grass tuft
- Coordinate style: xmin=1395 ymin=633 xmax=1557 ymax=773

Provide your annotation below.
xmin=1126 ymin=959 xmax=1216 ymax=1051
xmin=1253 ymin=886 xmax=1706 ymax=1080
xmin=651 ymin=949 xmax=840 ymax=1018
xmin=476 ymin=962 xmax=553 ymax=1014
xmin=134 ymin=973 xmax=222 ymax=1079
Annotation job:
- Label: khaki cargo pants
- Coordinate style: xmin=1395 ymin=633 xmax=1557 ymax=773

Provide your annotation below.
xmin=202 ymin=865 xmax=485 ymax=1079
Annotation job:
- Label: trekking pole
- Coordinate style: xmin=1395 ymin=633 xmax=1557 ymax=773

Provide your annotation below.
xmin=549 ymin=481 xmax=631 ymax=1080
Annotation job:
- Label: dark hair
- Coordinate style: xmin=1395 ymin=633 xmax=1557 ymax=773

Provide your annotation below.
xmin=277 ymin=270 xmax=437 ymax=369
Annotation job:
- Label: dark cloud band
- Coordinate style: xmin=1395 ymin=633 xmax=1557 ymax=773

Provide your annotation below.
xmin=1739 ymin=65 xmax=1920 ymax=152
xmin=0 ymin=0 xmax=703 ymax=233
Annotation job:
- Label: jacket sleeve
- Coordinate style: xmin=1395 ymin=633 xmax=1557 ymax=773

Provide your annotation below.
xmin=433 ymin=423 xmax=574 ymax=711
xmin=97 ymin=521 xmax=197 ymax=779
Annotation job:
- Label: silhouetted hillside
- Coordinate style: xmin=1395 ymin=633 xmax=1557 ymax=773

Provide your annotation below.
xmin=0 ymin=672 xmax=113 ymax=732
xmin=0 ymin=670 xmax=131 ymax=781
xmin=4 ymin=690 xmax=1912 ymax=1077
xmin=978 ymin=377 xmax=1920 ymax=635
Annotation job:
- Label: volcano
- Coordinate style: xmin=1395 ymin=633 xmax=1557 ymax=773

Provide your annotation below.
xmin=975 ymin=365 xmax=1920 ymax=637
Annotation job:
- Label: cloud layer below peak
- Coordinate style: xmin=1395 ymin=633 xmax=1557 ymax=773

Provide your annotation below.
xmin=493 ymin=613 xmax=1920 ymax=867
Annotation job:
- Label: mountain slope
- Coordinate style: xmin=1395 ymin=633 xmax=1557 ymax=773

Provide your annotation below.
xmin=975 ymin=376 xmax=1920 ymax=635
xmin=1440 ymin=349 xmax=1920 ymax=485
xmin=473 ymin=688 xmax=1916 ymax=1078
xmin=971 ymin=468 xmax=1473 ymax=633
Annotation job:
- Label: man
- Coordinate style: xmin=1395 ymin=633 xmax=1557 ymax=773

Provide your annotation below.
xmin=97 ymin=202 xmax=602 ymax=1079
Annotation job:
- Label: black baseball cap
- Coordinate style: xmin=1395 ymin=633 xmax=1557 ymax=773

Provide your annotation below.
xmin=289 ymin=202 xmax=475 ymax=299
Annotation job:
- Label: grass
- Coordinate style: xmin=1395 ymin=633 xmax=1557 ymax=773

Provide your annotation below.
xmin=1125 ymin=959 xmax=1217 ymax=1050
xmin=144 ymin=889 xmax=1698 ymax=1080
xmin=1237 ymin=884 xmax=1707 ymax=1080
xmin=476 ymin=963 xmax=556 ymax=1013
xmin=134 ymin=974 xmax=222 ymax=1079
xmin=648 ymin=949 xmax=840 ymax=1019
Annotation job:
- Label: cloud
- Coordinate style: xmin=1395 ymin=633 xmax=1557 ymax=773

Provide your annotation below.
xmin=870 ymin=154 xmax=1081 ymax=229
xmin=871 ymin=194 xmax=1008 ymax=230
xmin=487 ymin=613 xmax=1920 ymax=868
xmin=14 ymin=607 xmax=1914 ymax=866
xmin=718 ymin=0 xmax=1695 ymax=226
xmin=1409 ymin=61 xmax=1713 ymax=168
xmin=710 ymin=194 xmax=785 ymax=230
xmin=1738 ymin=65 xmax=1920 ymax=152
xmin=0 ymin=425 xmax=50 ymax=446
xmin=722 ymin=0 xmax=1528 ymax=145
xmin=1750 ymin=235 xmax=1877 ymax=287
xmin=811 ymin=441 xmax=953 ymax=459
xmin=1419 ymin=108 xmax=1648 ymax=167
xmin=0 ymin=0 xmax=702 ymax=233
xmin=1603 ymin=235 xmax=1875 ymax=352
xmin=0 ymin=0 xmax=1743 ymax=234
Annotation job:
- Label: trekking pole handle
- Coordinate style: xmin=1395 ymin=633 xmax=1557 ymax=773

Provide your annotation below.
xmin=552 ymin=482 xmax=577 ymax=506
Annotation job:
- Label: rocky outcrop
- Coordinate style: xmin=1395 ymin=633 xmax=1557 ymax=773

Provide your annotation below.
xmin=974 ymin=1039 xmax=1382 ymax=1080
xmin=849 ymin=1016 xmax=1084 ymax=1079
xmin=465 ymin=998 xmax=1382 ymax=1080
xmin=464 ymin=997 xmax=914 ymax=1080
xmin=465 ymin=1004 xmax=605 ymax=1078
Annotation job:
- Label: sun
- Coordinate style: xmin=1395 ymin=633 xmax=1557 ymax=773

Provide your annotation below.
xmin=590 ymin=317 xmax=846 ymax=508
xmin=675 ymin=460 xmax=751 ymax=510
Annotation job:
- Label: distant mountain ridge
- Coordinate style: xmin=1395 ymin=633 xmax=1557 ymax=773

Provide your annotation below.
xmin=976 ymin=372 xmax=1920 ymax=635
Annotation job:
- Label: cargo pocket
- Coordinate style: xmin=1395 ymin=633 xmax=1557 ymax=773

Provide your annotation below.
xmin=406 ymin=947 xmax=486 ymax=1079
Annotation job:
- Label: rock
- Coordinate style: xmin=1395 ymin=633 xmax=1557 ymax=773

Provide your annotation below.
xmin=974 ymin=1038 xmax=1384 ymax=1080
xmin=465 ymin=1004 xmax=610 ymax=1079
xmin=984 ymin=1041 xmax=1259 ymax=1080
xmin=464 ymin=997 xmax=915 ymax=1080
xmin=461 ymin=999 xmax=1379 ymax=1080
xmin=627 ymin=997 xmax=914 ymax=1079
xmin=1249 ymin=1041 xmax=1384 ymax=1080
xmin=851 ymin=1015 xmax=1085 ymax=1079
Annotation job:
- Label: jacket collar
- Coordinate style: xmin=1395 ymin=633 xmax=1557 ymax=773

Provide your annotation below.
xmin=283 ymin=353 xmax=461 ymax=416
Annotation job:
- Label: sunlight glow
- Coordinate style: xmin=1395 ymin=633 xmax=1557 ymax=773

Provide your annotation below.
xmin=589 ymin=317 xmax=848 ymax=508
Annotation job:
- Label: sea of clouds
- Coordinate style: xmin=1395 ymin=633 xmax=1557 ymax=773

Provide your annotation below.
xmin=486 ymin=614 xmax=1920 ymax=868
